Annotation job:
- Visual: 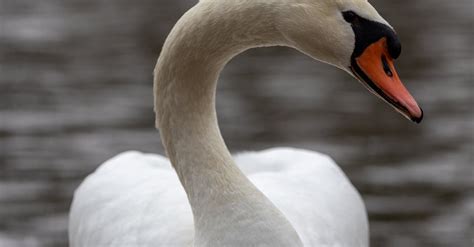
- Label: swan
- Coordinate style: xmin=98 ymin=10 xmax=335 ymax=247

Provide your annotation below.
xmin=69 ymin=0 xmax=423 ymax=246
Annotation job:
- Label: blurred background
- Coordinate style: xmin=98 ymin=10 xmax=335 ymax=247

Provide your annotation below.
xmin=0 ymin=0 xmax=473 ymax=246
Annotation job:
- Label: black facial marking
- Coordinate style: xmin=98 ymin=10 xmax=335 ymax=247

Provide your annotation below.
xmin=342 ymin=11 xmax=401 ymax=60
xmin=342 ymin=11 xmax=357 ymax=23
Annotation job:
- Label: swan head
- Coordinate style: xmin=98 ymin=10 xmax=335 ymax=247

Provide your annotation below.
xmin=276 ymin=0 xmax=423 ymax=123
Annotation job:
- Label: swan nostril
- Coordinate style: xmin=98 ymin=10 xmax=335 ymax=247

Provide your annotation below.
xmin=381 ymin=55 xmax=393 ymax=77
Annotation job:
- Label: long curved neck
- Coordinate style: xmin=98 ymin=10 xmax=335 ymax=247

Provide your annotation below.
xmin=154 ymin=1 xmax=302 ymax=246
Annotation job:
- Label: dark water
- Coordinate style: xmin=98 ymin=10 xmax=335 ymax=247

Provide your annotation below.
xmin=0 ymin=0 xmax=473 ymax=246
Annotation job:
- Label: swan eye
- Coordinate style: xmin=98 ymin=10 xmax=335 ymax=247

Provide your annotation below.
xmin=342 ymin=11 xmax=358 ymax=23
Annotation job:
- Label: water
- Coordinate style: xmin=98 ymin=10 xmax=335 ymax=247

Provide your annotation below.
xmin=0 ymin=0 xmax=473 ymax=246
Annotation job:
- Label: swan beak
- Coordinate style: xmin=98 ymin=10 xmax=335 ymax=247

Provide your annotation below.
xmin=352 ymin=38 xmax=423 ymax=123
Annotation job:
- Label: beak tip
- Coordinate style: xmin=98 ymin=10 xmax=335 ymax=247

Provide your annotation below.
xmin=410 ymin=108 xmax=424 ymax=124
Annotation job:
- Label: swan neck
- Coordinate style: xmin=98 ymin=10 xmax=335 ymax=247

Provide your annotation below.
xmin=154 ymin=2 xmax=302 ymax=246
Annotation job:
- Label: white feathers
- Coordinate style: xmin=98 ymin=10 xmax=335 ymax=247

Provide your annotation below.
xmin=69 ymin=149 xmax=368 ymax=247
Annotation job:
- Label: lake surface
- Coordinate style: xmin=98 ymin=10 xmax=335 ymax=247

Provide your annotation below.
xmin=0 ymin=0 xmax=473 ymax=246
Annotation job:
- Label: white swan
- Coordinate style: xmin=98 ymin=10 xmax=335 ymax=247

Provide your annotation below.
xmin=69 ymin=0 xmax=423 ymax=246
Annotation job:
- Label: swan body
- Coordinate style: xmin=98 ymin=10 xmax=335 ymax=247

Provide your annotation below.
xmin=70 ymin=0 xmax=422 ymax=246
xmin=70 ymin=148 xmax=367 ymax=246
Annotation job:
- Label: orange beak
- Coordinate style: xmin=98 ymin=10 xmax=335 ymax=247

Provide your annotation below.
xmin=351 ymin=37 xmax=423 ymax=123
